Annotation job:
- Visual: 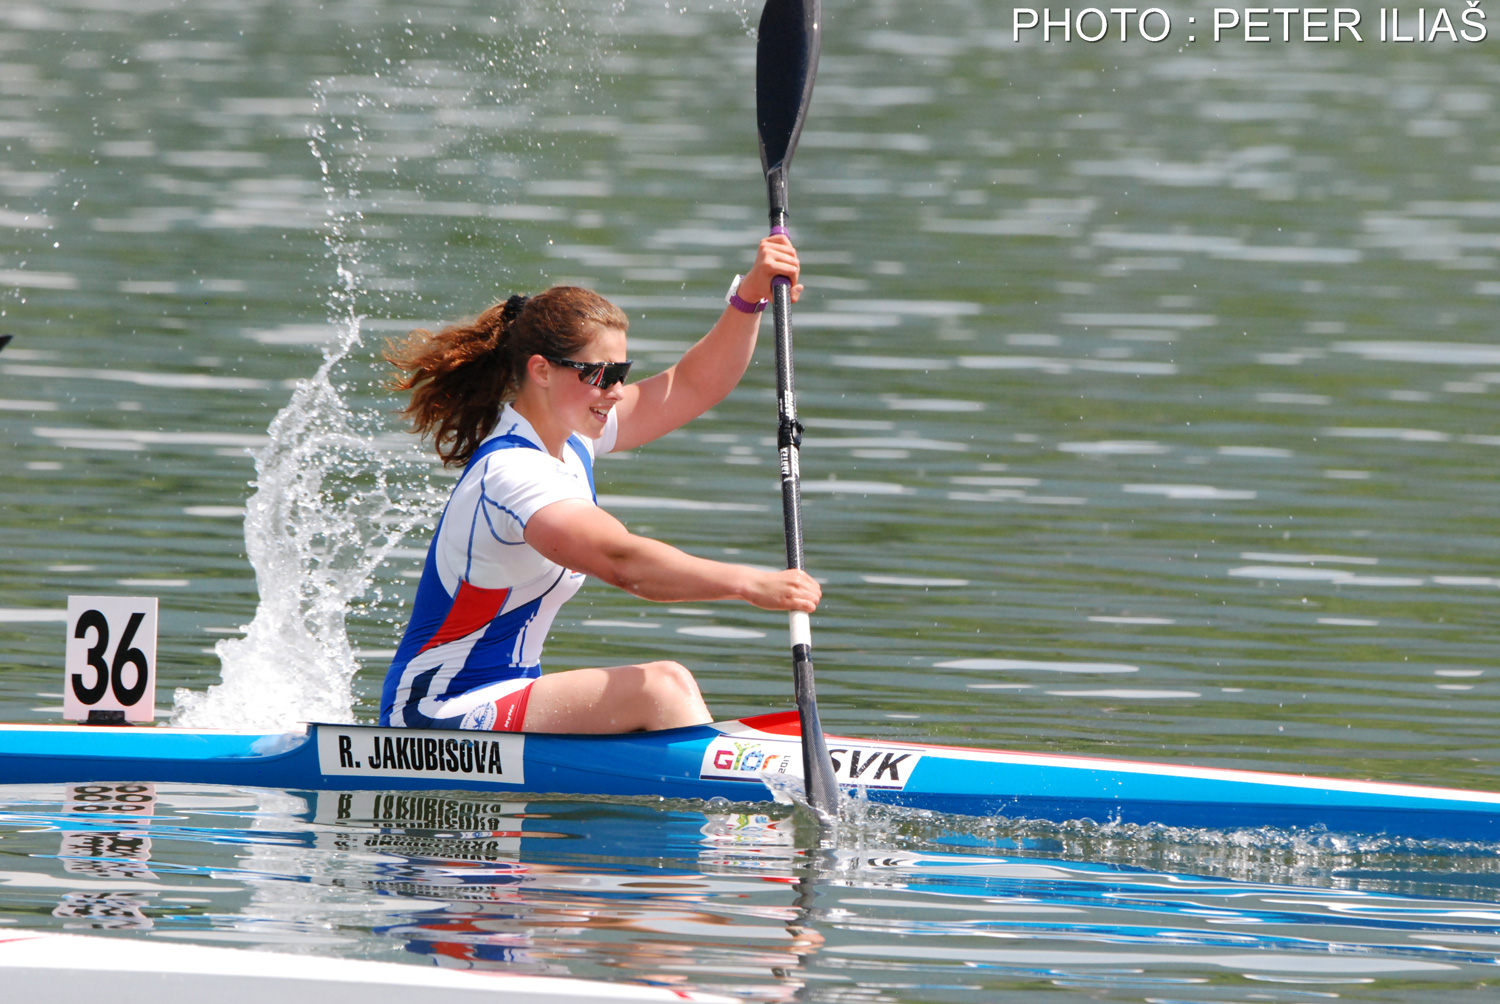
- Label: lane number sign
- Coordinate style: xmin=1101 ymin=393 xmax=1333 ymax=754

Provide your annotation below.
xmin=64 ymin=595 xmax=158 ymax=723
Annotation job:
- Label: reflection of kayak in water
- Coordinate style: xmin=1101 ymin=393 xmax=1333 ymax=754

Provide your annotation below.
xmin=2 ymin=711 xmax=1498 ymax=841
xmin=0 ymin=928 xmax=736 ymax=1002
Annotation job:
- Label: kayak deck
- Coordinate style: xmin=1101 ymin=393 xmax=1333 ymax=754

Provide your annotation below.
xmin=0 ymin=713 xmax=1496 ymax=841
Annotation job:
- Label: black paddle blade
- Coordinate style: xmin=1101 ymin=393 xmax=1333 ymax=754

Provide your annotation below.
xmin=0 ymin=334 xmax=12 ymax=353
xmin=756 ymin=0 xmax=821 ymax=218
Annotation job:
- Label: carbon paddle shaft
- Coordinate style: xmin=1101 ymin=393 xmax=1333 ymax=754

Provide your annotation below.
xmin=771 ymin=267 xmax=837 ymax=817
xmin=757 ymin=0 xmax=837 ymax=818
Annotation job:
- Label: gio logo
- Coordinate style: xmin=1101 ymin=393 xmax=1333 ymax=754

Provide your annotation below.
xmin=702 ymin=739 xmax=920 ymax=790
xmin=713 ymin=741 xmax=794 ymax=775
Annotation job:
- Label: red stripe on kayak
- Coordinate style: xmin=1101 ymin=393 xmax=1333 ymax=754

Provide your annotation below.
xmin=418 ymin=581 xmax=510 ymax=653
xmin=736 ymin=710 xmax=802 ymax=736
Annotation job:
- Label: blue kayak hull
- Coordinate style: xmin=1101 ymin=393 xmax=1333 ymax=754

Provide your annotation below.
xmin=1 ymin=713 xmax=1496 ymax=841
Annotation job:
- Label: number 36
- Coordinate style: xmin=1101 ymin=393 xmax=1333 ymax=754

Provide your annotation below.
xmin=72 ymin=609 xmax=150 ymax=706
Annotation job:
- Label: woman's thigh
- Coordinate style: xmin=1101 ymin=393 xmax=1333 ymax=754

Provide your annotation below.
xmin=422 ymin=676 xmax=534 ymax=731
xmin=522 ymin=662 xmax=710 ymax=733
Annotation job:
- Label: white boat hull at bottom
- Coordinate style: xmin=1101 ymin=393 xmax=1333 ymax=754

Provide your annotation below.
xmin=0 ymin=929 xmax=736 ymax=1003
xmin=0 ymin=711 xmax=1496 ymax=841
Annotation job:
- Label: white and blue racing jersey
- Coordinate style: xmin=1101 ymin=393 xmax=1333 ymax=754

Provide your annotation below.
xmin=379 ymin=405 xmax=618 ymax=728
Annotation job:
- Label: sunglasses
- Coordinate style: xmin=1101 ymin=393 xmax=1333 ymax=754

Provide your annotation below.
xmin=543 ymin=355 xmax=634 ymax=389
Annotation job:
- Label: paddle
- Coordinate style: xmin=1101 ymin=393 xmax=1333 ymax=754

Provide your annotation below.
xmin=0 ymin=334 xmax=12 ymax=353
xmin=756 ymin=0 xmax=838 ymax=819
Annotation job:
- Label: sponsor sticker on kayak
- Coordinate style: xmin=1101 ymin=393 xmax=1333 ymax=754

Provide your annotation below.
xmin=317 ymin=726 xmax=525 ymax=784
xmin=699 ymin=736 xmax=920 ymax=790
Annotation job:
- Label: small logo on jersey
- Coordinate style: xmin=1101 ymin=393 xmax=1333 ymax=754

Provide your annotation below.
xmin=461 ymin=701 xmax=497 ymax=731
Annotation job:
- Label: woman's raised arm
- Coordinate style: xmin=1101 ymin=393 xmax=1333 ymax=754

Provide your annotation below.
xmin=609 ymin=235 xmax=802 ymax=453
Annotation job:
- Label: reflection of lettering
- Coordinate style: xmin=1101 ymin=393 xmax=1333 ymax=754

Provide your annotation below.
xmin=54 ymin=892 xmax=154 ymax=930
xmin=336 ymin=832 xmax=525 ymax=861
xmin=60 ymin=783 xmax=156 ymax=879
xmin=330 ymin=793 xmax=534 ymax=837
xmin=60 ymin=831 xmax=154 ymax=877
xmin=66 ymin=782 xmax=155 ymax=814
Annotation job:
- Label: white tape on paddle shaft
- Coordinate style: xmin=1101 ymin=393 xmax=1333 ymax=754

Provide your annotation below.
xmin=64 ymin=595 xmax=158 ymax=723
xmin=788 ymin=610 xmax=812 ymax=649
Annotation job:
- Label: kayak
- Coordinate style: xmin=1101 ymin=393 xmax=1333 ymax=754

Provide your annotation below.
xmin=0 ymin=711 xmax=1496 ymax=841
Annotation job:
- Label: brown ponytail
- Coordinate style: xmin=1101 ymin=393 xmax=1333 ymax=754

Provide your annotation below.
xmin=386 ymin=286 xmax=628 ymax=466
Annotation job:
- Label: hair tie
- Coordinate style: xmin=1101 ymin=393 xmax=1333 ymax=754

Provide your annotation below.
xmin=501 ymin=294 xmax=529 ymax=325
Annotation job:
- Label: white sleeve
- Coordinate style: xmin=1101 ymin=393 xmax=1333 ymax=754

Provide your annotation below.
xmin=595 ymin=406 xmax=621 ymax=456
xmin=435 ymin=448 xmax=596 ymax=591
xmin=482 ymin=448 xmax=594 ymax=526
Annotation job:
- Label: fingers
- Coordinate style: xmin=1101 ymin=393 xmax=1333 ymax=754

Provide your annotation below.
xmin=758 ymin=235 xmax=800 ymax=279
xmin=792 ymin=569 xmax=821 ymax=608
xmin=769 ymin=569 xmax=821 ymax=612
xmin=739 ymin=235 xmax=802 ymax=303
xmin=761 ymin=233 xmax=796 ymax=256
xmin=740 ymin=568 xmax=821 ymax=612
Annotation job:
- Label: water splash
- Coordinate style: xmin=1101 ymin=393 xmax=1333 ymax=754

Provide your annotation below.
xmin=171 ymin=8 xmax=621 ymax=731
xmin=172 ymin=92 xmax=436 ymax=731
xmin=171 ymin=346 xmax=429 ymax=730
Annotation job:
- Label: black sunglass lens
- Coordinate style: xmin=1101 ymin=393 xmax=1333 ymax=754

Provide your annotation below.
xmin=600 ymin=362 xmax=632 ymax=387
xmin=551 ymin=356 xmax=631 ymax=387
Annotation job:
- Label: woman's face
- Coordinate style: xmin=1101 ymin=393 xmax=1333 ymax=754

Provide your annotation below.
xmin=548 ymin=324 xmax=628 ymax=440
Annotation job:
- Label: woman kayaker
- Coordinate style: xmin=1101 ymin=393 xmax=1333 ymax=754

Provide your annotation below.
xmin=379 ymin=235 xmax=818 ymax=734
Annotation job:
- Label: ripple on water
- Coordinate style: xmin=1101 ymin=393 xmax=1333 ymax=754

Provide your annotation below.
xmin=1123 ymin=484 xmax=1257 ymax=500
xmin=936 ymin=659 xmax=1139 ymax=674
xmin=7 ymin=783 xmax=1500 ymax=998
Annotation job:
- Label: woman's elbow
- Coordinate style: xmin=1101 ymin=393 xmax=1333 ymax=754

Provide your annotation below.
xmin=592 ymin=564 xmax=635 ymax=592
xmin=587 ymin=546 xmax=648 ymax=594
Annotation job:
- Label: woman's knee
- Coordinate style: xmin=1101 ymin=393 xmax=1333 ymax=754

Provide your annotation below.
xmin=633 ymin=661 xmax=708 ymax=728
xmin=638 ymin=661 xmax=699 ymax=698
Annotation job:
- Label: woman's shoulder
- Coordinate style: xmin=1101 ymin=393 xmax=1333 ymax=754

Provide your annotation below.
xmin=469 ymin=442 xmax=592 ymax=505
xmin=468 ymin=440 xmax=560 ymax=481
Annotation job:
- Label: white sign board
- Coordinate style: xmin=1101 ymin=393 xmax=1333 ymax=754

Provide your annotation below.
xmin=316 ymin=725 xmax=526 ymax=784
xmin=64 ymin=596 xmax=158 ymax=723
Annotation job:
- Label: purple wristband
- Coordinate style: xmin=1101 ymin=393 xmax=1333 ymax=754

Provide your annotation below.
xmin=729 ymin=291 xmax=768 ymax=314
